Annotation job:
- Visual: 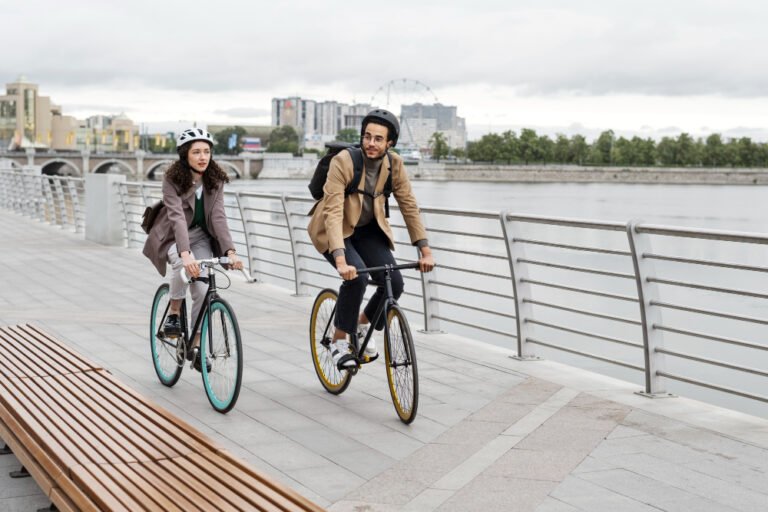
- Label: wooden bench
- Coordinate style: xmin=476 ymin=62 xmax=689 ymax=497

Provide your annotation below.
xmin=0 ymin=324 xmax=326 ymax=512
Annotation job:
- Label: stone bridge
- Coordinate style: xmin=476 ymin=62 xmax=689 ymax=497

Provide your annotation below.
xmin=0 ymin=149 xmax=263 ymax=180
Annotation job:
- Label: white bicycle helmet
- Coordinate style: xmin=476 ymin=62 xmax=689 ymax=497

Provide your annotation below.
xmin=176 ymin=127 xmax=214 ymax=148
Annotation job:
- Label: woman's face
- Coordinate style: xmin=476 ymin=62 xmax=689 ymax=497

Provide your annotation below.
xmin=187 ymin=141 xmax=211 ymax=173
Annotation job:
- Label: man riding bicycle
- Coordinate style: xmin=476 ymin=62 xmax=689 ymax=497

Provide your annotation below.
xmin=307 ymin=109 xmax=435 ymax=370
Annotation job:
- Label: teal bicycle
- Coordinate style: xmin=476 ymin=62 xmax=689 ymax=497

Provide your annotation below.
xmin=149 ymin=257 xmax=243 ymax=413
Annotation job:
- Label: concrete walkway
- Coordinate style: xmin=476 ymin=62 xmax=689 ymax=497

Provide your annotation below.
xmin=1 ymin=209 xmax=767 ymax=512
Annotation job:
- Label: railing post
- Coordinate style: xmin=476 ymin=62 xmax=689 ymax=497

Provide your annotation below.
xmin=626 ymin=220 xmax=674 ymax=398
xmin=232 ymin=192 xmax=255 ymax=283
xmin=280 ymin=194 xmax=307 ymax=296
xmin=42 ymin=176 xmax=55 ymax=223
xmin=500 ymin=210 xmax=539 ymax=359
xmin=418 ymin=217 xmax=441 ymax=333
xmin=53 ymin=178 xmax=68 ymax=228
xmin=67 ymin=179 xmax=84 ymax=233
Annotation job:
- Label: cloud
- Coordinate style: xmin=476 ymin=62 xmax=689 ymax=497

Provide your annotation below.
xmin=213 ymin=107 xmax=270 ymax=118
xmin=3 ymin=1 xmax=767 ymax=99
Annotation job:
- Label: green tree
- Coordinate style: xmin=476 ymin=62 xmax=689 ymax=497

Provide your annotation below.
xmin=336 ymin=128 xmax=358 ymax=144
xmin=467 ymin=133 xmax=504 ymax=162
xmin=450 ymin=147 xmax=466 ymax=160
xmin=518 ymin=128 xmax=539 ymax=164
xmin=657 ymin=137 xmax=677 ymax=166
xmin=537 ymin=135 xmax=554 ymax=163
xmin=499 ymin=130 xmax=519 ymax=163
xmin=553 ymin=134 xmax=570 ymax=163
xmin=267 ymin=126 xmax=299 ymax=154
xmin=569 ymin=135 xmax=589 ymax=165
xmin=676 ymin=133 xmax=698 ymax=166
xmin=590 ymin=130 xmax=615 ymax=165
xmin=633 ymin=137 xmax=657 ymax=166
xmin=429 ymin=132 xmax=450 ymax=162
xmin=703 ymin=133 xmax=726 ymax=167
xmin=213 ymin=126 xmax=247 ymax=155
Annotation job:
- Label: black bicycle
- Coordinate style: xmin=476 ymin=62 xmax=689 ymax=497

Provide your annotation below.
xmin=309 ymin=262 xmax=420 ymax=424
xmin=150 ymin=257 xmax=244 ymax=413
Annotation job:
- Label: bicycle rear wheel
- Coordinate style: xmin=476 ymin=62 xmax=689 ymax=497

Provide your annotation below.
xmin=200 ymin=298 xmax=243 ymax=413
xmin=384 ymin=305 xmax=419 ymax=424
xmin=150 ymin=284 xmax=184 ymax=387
xmin=309 ymin=289 xmax=351 ymax=394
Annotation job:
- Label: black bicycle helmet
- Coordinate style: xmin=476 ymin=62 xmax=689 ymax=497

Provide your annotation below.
xmin=361 ymin=109 xmax=400 ymax=147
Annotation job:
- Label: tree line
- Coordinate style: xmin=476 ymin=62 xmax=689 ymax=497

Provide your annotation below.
xmin=464 ymin=129 xmax=768 ymax=168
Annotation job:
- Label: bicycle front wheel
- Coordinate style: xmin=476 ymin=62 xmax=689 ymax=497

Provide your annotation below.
xmin=200 ymin=298 xmax=243 ymax=413
xmin=309 ymin=289 xmax=351 ymax=394
xmin=384 ymin=305 xmax=419 ymax=424
xmin=150 ymin=283 xmax=184 ymax=387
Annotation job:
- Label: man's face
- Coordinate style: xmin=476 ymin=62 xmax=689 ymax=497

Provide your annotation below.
xmin=362 ymin=122 xmax=391 ymax=159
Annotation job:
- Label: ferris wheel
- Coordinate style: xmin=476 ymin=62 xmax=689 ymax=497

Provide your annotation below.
xmin=370 ymin=78 xmax=439 ymax=150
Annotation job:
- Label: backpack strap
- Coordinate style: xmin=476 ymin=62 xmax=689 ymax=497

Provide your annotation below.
xmin=344 ymin=147 xmax=365 ymax=197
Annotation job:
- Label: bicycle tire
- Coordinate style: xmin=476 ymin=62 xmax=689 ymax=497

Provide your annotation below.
xmin=309 ymin=289 xmax=352 ymax=394
xmin=150 ymin=284 xmax=184 ymax=387
xmin=200 ymin=298 xmax=243 ymax=413
xmin=384 ymin=305 xmax=419 ymax=424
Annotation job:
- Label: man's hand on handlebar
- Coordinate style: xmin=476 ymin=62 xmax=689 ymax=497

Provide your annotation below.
xmin=418 ymin=247 xmax=435 ymax=273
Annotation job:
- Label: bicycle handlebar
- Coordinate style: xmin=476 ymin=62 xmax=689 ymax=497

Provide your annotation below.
xmin=356 ymin=262 xmax=423 ymax=273
xmin=181 ymin=257 xmax=251 ymax=283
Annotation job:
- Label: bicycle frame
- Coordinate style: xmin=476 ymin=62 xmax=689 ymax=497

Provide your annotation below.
xmin=327 ymin=262 xmax=420 ymax=364
xmin=157 ymin=258 xmax=231 ymax=363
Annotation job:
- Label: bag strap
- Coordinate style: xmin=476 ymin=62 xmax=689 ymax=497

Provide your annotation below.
xmin=344 ymin=147 xmax=365 ymax=197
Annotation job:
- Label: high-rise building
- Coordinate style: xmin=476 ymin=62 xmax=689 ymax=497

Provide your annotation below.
xmin=399 ymin=103 xmax=467 ymax=150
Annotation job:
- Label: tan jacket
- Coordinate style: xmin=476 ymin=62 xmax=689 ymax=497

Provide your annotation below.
xmin=142 ymin=178 xmax=234 ymax=276
xmin=307 ymin=150 xmax=427 ymax=254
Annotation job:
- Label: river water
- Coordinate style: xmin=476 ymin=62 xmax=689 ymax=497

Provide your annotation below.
xmin=236 ymin=179 xmax=768 ymax=418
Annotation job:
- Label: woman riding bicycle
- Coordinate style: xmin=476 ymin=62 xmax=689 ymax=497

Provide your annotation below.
xmin=307 ymin=109 xmax=435 ymax=370
xmin=143 ymin=127 xmax=243 ymax=370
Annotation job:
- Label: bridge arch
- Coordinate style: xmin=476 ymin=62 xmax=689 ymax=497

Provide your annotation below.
xmin=40 ymin=159 xmax=82 ymax=177
xmin=217 ymin=160 xmax=241 ymax=180
xmin=92 ymin=159 xmax=136 ymax=176
xmin=145 ymin=160 xmax=174 ymax=181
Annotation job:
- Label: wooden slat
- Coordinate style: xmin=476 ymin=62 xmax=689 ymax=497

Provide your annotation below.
xmin=0 ymin=417 xmax=57 ymax=496
xmin=23 ymin=324 xmax=103 ymax=371
xmin=196 ymin=450 xmax=326 ymax=512
xmin=158 ymin=457 xmax=244 ymax=511
xmin=71 ymin=370 xmax=207 ymax=457
xmin=7 ymin=376 xmax=115 ymax=464
xmin=127 ymin=460 xmax=205 ymax=512
xmin=69 ymin=463 xmax=136 ymax=512
xmin=0 ymin=378 xmax=88 ymax=468
xmin=49 ymin=487 xmax=80 ymax=512
xmin=0 ymin=325 xmax=100 ymax=377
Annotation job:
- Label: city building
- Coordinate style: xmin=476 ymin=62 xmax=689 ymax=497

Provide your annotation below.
xmin=271 ymin=95 xmax=466 ymax=153
xmin=0 ymin=76 xmax=138 ymax=152
xmin=400 ymin=103 xmax=467 ymax=151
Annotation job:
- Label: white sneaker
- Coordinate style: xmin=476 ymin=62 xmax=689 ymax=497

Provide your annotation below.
xmin=330 ymin=339 xmax=356 ymax=369
xmin=357 ymin=324 xmax=378 ymax=358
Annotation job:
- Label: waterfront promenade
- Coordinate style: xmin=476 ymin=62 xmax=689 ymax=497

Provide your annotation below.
xmin=2 ymin=209 xmax=768 ymax=512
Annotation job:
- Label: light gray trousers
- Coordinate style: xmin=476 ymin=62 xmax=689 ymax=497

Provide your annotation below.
xmin=167 ymin=227 xmax=213 ymax=333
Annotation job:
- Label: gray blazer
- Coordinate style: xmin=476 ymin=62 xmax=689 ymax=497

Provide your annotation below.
xmin=142 ymin=178 xmax=234 ymax=276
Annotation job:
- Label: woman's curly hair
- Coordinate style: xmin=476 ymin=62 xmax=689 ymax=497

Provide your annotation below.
xmin=165 ymin=142 xmax=230 ymax=192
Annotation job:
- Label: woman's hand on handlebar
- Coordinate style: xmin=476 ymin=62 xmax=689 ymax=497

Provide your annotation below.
xmin=227 ymin=253 xmax=244 ymax=271
xmin=181 ymin=251 xmax=200 ymax=279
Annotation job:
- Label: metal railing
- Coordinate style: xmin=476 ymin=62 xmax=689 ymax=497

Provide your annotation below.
xmin=2 ymin=168 xmax=767 ymax=416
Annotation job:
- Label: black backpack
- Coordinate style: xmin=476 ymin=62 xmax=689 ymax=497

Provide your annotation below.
xmin=308 ymin=142 xmax=394 ymax=217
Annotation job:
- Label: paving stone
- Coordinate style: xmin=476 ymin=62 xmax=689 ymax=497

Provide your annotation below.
xmin=437 ymin=475 xmax=555 ymax=512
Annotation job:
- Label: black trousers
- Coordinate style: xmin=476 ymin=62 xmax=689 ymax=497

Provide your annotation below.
xmin=323 ymin=222 xmax=404 ymax=334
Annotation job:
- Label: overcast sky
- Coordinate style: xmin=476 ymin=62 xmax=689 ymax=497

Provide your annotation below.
xmin=4 ymin=0 xmax=767 ymax=140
